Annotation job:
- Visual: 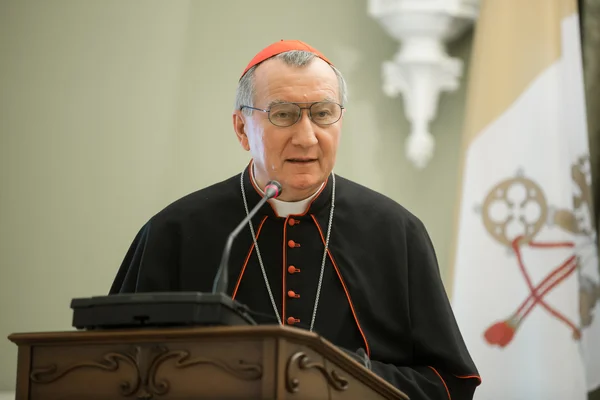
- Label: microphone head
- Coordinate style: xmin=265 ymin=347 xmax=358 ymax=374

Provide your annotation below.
xmin=264 ymin=180 xmax=282 ymax=199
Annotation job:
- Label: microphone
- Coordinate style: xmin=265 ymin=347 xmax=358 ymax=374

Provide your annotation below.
xmin=212 ymin=180 xmax=282 ymax=294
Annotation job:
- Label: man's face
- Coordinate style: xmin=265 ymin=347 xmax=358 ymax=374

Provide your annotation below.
xmin=233 ymin=57 xmax=343 ymax=201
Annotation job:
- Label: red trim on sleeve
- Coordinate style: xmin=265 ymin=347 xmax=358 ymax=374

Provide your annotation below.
xmin=454 ymin=374 xmax=482 ymax=385
xmin=428 ymin=366 xmax=451 ymax=400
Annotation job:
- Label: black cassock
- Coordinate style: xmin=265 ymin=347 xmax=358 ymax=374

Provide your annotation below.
xmin=110 ymin=163 xmax=481 ymax=399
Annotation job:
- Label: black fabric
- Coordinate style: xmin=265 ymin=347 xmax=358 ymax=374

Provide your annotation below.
xmin=110 ymin=164 xmax=481 ymax=399
xmin=340 ymin=346 xmax=371 ymax=370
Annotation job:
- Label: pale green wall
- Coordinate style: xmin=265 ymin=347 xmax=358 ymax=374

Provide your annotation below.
xmin=0 ymin=0 xmax=472 ymax=390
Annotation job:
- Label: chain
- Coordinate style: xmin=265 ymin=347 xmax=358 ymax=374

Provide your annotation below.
xmin=240 ymin=171 xmax=336 ymax=331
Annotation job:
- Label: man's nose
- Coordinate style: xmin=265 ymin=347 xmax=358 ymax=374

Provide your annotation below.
xmin=291 ymin=110 xmax=318 ymax=147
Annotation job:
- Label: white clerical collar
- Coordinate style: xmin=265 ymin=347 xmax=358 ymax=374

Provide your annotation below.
xmin=251 ymin=167 xmax=324 ymax=217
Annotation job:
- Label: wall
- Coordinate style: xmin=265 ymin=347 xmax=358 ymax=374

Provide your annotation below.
xmin=0 ymin=0 xmax=472 ymax=390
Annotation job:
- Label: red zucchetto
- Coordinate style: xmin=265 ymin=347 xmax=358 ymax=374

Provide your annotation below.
xmin=240 ymin=39 xmax=333 ymax=79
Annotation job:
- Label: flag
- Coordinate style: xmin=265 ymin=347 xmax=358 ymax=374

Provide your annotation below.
xmin=450 ymin=0 xmax=600 ymax=399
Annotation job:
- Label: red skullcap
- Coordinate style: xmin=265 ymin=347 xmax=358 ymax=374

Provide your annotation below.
xmin=240 ymin=39 xmax=333 ymax=79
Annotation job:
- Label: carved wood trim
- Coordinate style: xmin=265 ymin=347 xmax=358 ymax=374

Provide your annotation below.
xmin=285 ymin=351 xmax=349 ymax=394
xmin=30 ymin=345 xmax=262 ymax=399
xmin=30 ymin=351 xmax=140 ymax=396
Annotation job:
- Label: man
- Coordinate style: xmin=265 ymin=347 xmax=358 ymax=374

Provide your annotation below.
xmin=110 ymin=39 xmax=481 ymax=399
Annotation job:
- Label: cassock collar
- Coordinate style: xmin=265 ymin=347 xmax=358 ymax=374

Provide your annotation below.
xmin=242 ymin=160 xmax=333 ymax=219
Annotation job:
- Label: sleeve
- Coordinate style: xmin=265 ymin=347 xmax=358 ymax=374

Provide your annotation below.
xmin=368 ymin=362 xmax=479 ymax=400
xmin=350 ymin=218 xmax=482 ymax=400
xmin=341 ymin=347 xmax=479 ymax=400
xmin=109 ymin=219 xmax=181 ymax=294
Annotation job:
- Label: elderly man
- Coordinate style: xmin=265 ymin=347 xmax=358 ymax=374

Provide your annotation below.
xmin=110 ymin=40 xmax=481 ymax=399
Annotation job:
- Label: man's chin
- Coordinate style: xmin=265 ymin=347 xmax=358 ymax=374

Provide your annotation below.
xmin=285 ymin=177 xmax=324 ymax=195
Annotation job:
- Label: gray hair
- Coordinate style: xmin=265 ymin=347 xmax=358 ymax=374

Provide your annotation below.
xmin=234 ymin=50 xmax=348 ymax=115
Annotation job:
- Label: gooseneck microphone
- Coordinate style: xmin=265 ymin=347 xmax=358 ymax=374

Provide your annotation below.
xmin=211 ymin=180 xmax=282 ymax=294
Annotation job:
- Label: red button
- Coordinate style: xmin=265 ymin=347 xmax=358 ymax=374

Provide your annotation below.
xmin=288 ymin=240 xmax=296 ymax=248
xmin=288 ymin=266 xmax=300 ymax=274
xmin=287 ymin=317 xmax=300 ymax=325
xmin=287 ymin=290 xmax=300 ymax=298
xmin=288 ymin=218 xmax=296 ymax=226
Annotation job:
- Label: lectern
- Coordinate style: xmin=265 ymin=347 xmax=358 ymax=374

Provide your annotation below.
xmin=8 ymin=325 xmax=409 ymax=400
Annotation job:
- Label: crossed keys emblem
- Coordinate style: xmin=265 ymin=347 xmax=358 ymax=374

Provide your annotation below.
xmin=480 ymin=156 xmax=600 ymax=348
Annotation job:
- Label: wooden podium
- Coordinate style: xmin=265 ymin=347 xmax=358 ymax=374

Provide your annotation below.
xmin=8 ymin=325 xmax=409 ymax=400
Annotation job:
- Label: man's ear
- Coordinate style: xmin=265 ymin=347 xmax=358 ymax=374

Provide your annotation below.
xmin=233 ymin=110 xmax=251 ymax=151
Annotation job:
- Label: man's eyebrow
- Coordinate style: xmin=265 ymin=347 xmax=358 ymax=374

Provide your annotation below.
xmin=266 ymin=97 xmax=337 ymax=107
xmin=266 ymin=99 xmax=287 ymax=108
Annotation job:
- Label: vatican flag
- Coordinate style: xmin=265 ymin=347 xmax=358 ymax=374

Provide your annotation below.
xmin=450 ymin=0 xmax=600 ymax=399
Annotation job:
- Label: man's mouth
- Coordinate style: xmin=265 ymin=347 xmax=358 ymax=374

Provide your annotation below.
xmin=287 ymin=158 xmax=317 ymax=163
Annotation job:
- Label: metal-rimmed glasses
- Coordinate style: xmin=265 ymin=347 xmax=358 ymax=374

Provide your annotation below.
xmin=240 ymin=101 xmax=344 ymax=127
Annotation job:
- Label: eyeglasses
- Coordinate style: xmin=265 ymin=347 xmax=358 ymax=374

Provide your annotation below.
xmin=240 ymin=101 xmax=344 ymax=127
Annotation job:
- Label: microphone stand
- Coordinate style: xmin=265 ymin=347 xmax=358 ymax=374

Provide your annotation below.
xmin=212 ymin=181 xmax=282 ymax=294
